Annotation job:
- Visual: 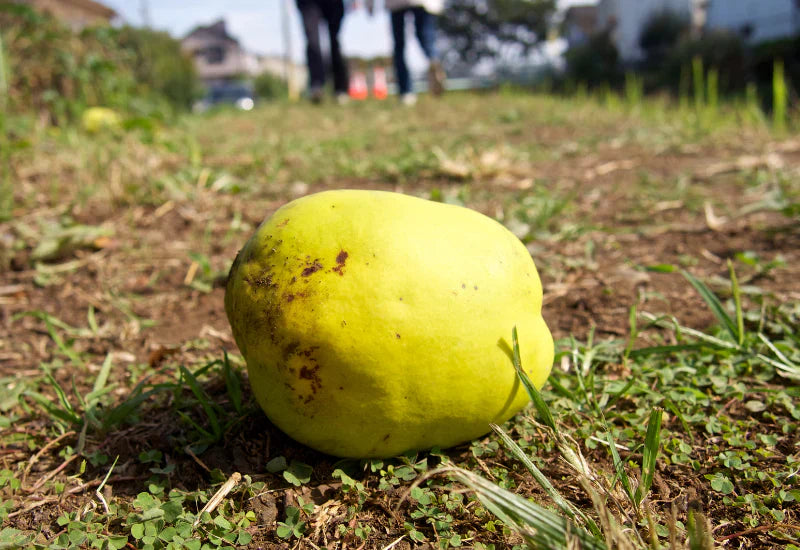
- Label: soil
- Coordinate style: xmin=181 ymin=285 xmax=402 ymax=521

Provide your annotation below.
xmin=1 ymin=117 xmax=798 ymax=548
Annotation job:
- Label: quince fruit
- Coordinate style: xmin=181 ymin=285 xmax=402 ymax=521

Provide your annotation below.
xmin=225 ymin=190 xmax=553 ymax=457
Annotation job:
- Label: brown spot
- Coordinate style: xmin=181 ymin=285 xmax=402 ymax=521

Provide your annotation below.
xmin=474 ymin=285 xmax=478 ymax=290
xmin=286 ymin=293 xmax=295 ymax=302
xmin=395 ymin=333 xmax=401 ymax=339
xmin=276 ymin=218 xmax=290 ymax=227
xmin=461 ymin=283 xmax=466 ymax=289
xmin=299 ymin=365 xmax=318 ymax=380
xmin=332 ymin=250 xmax=349 ymax=275
xmin=282 ymin=341 xmax=300 ymax=360
xmin=302 ymin=260 xmax=323 ymax=277
xmin=382 ymin=433 xmax=390 ymax=441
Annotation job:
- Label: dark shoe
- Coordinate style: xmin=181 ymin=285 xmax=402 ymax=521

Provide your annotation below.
xmin=309 ymin=87 xmax=324 ymax=104
xmin=428 ymin=61 xmax=445 ymax=96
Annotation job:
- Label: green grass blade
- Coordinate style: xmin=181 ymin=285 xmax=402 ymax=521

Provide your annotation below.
xmin=623 ymin=305 xmax=638 ymax=361
xmin=634 ymin=408 xmax=663 ymax=507
xmin=491 ymin=424 xmax=594 ymax=530
xmin=511 ymin=326 xmax=556 ymax=431
xmin=681 ymin=270 xmax=739 ymax=344
xmin=87 ymin=305 xmax=99 ymax=335
xmin=24 ymin=390 xmax=81 ymax=426
xmin=728 ymin=260 xmax=744 ymax=347
xmin=222 ymin=352 xmax=243 ymax=414
xmin=445 ymin=467 xmax=607 ymax=550
xmin=629 ymin=343 xmax=716 ymax=358
xmin=44 ymin=317 xmax=84 ymax=368
xmin=687 ymin=510 xmax=714 ymax=550
xmin=13 ymin=310 xmax=90 ymax=337
xmin=179 ymin=365 xmax=222 ymax=439
xmin=90 ymin=353 xmax=114 ymax=399
xmin=602 ymin=421 xmax=636 ymax=507
xmin=104 ymin=384 xmax=173 ymax=429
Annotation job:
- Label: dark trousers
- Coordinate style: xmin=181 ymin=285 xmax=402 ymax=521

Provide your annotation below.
xmin=296 ymin=0 xmax=348 ymax=94
xmin=391 ymin=7 xmax=437 ymax=95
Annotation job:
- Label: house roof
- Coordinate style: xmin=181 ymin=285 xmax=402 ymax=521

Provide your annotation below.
xmin=184 ymin=19 xmax=240 ymax=46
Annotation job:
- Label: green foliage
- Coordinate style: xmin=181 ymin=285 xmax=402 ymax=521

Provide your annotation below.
xmin=114 ymin=26 xmax=199 ymax=112
xmin=665 ymin=30 xmax=748 ymax=97
xmin=439 ymin=0 xmax=556 ymax=65
xmin=639 ymin=9 xmax=690 ymax=65
xmin=0 ymin=2 xmax=197 ymax=125
xmin=564 ymin=31 xmax=623 ymax=89
xmin=253 ymin=71 xmax=288 ymax=101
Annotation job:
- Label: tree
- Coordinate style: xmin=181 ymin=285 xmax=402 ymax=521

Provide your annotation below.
xmin=438 ymin=0 xmax=556 ymax=67
xmin=639 ymin=10 xmax=689 ymax=66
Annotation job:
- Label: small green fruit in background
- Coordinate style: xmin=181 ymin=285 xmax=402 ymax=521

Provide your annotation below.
xmin=81 ymin=107 xmax=121 ymax=134
xmin=225 ymin=190 xmax=554 ymax=458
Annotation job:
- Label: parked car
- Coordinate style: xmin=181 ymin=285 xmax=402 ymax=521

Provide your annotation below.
xmin=194 ymin=82 xmax=255 ymax=112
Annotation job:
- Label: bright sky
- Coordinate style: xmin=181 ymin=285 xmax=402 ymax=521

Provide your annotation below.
xmin=103 ymin=0 xmax=425 ymax=70
xmin=102 ymin=1 xmax=591 ymax=72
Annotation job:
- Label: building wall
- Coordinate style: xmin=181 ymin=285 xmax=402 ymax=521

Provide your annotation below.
xmin=705 ymin=0 xmax=800 ymax=43
xmin=597 ymin=0 xmax=693 ymax=62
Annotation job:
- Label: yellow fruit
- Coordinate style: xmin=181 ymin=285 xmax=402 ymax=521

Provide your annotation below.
xmin=225 ymin=190 xmax=553 ymax=457
xmin=81 ymin=107 xmax=121 ymax=134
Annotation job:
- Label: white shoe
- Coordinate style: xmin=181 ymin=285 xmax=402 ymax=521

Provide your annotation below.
xmin=400 ymin=93 xmax=417 ymax=106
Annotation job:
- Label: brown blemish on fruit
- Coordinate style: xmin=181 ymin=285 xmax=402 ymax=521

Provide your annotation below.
xmin=285 ymin=293 xmax=294 ymax=302
xmin=332 ymin=250 xmax=349 ymax=275
xmin=461 ymin=283 xmax=466 ymax=289
xmin=299 ymin=365 xmax=318 ymax=380
xmin=282 ymin=341 xmax=300 ymax=360
xmin=382 ymin=433 xmax=390 ymax=441
xmin=302 ymin=260 xmax=323 ymax=277
xmin=276 ymin=218 xmax=290 ymax=227
xmin=395 ymin=333 xmax=401 ymax=339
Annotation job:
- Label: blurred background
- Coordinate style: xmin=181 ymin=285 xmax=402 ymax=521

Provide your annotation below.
xmin=1 ymin=0 xmax=798 ymax=124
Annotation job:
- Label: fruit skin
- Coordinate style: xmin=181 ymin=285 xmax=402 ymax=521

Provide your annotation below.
xmin=225 ymin=190 xmax=553 ymax=458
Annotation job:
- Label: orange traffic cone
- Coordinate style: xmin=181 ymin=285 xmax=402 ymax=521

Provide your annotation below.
xmin=349 ymin=71 xmax=368 ymax=100
xmin=372 ymin=66 xmax=388 ymax=100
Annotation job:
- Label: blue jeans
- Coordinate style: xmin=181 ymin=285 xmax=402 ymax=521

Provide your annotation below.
xmin=390 ymin=7 xmax=437 ymax=95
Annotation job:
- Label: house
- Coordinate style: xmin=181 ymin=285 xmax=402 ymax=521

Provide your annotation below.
xmin=595 ymin=0 xmax=704 ymax=63
xmin=20 ymin=0 xmax=116 ymax=31
xmin=705 ymin=0 xmax=800 ymax=43
xmin=181 ymin=19 xmax=260 ymax=85
xmin=182 ymin=19 xmax=307 ymax=89
xmin=562 ymin=4 xmax=599 ymax=49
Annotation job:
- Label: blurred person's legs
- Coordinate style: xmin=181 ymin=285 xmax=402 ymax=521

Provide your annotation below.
xmin=412 ymin=7 xmax=444 ymax=95
xmin=391 ymin=9 xmax=413 ymax=100
xmin=297 ymin=0 xmax=326 ymax=101
xmin=320 ymin=0 xmax=349 ymax=96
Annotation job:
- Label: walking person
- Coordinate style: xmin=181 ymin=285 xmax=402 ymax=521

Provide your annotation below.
xmin=368 ymin=0 xmax=446 ymax=105
xmin=296 ymin=0 xmax=350 ymax=103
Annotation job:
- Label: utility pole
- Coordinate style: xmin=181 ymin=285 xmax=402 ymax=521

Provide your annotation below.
xmin=281 ymin=0 xmax=300 ymax=100
xmin=140 ymin=0 xmax=152 ymax=28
